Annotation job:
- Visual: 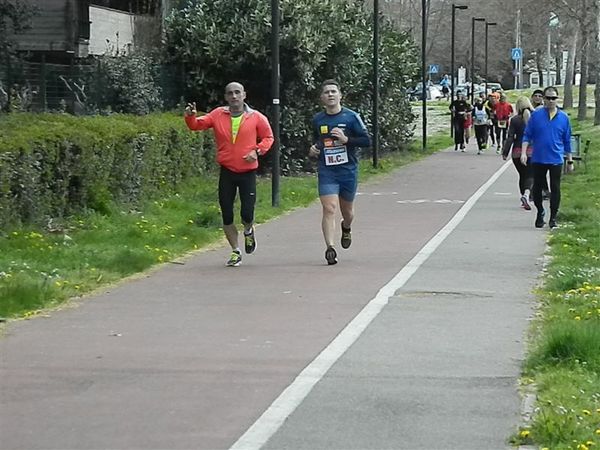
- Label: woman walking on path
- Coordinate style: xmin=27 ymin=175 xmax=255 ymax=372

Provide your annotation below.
xmin=502 ymin=96 xmax=534 ymax=210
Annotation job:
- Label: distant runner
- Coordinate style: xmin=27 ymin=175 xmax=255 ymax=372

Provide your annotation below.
xmin=449 ymin=91 xmax=472 ymax=151
xmin=185 ymin=82 xmax=274 ymax=267
xmin=309 ymin=80 xmax=371 ymax=265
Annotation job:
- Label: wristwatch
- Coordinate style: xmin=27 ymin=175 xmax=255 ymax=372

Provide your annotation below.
xmin=567 ymin=161 xmax=574 ymax=165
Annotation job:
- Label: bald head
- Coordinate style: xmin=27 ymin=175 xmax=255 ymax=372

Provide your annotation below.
xmin=224 ymin=82 xmax=246 ymax=113
xmin=225 ymin=82 xmax=245 ymax=94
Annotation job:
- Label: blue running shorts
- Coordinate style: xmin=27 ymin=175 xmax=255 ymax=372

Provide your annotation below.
xmin=318 ymin=167 xmax=358 ymax=202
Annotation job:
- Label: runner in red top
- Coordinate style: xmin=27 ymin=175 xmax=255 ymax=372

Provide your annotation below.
xmin=185 ymin=82 xmax=274 ymax=267
xmin=493 ymin=92 xmax=514 ymax=153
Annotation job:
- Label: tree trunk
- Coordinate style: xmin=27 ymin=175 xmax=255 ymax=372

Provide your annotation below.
xmin=593 ymin=0 xmax=600 ymax=125
xmin=564 ymin=28 xmax=578 ymax=109
xmin=577 ymin=36 xmax=588 ymax=121
xmin=536 ymin=50 xmax=544 ymax=86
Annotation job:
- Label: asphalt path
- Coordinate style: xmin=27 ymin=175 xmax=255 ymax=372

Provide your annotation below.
xmin=0 ymin=141 xmax=547 ymax=450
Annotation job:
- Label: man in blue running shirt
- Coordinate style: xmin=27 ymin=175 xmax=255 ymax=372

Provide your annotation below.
xmin=308 ymin=80 xmax=371 ymax=265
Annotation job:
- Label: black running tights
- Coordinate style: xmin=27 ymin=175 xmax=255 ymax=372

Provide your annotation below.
xmin=512 ymin=157 xmax=533 ymax=195
xmin=532 ymin=163 xmax=562 ymax=217
xmin=218 ymin=166 xmax=257 ymax=226
xmin=474 ymin=125 xmax=488 ymax=150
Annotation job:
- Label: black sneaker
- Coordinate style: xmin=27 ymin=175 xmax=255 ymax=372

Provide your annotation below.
xmin=244 ymin=227 xmax=256 ymax=254
xmin=341 ymin=222 xmax=352 ymax=249
xmin=226 ymin=250 xmax=242 ymax=267
xmin=325 ymin=246 xmax=338 ymax=265
xmin=535 ymin=209 xmax=545 ymax=228
xmin=549 ymin=218 xmax=557 ymax=229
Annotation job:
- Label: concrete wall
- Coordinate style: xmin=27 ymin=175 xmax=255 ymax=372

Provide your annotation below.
xmin=89 ymin=5 xmax=134 ymax=55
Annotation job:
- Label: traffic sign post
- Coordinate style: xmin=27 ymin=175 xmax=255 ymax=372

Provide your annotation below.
xmin=428 ymin=64 xmax=439 ymax=74
xmin=511 ymin=47 xmax=522 ymax=61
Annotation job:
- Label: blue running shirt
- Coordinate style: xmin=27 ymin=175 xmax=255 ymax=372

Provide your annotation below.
xmin=312 ymin=107 xmax=371 ymax=172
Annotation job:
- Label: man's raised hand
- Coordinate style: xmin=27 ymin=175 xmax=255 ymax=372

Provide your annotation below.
xmin=185 ymin=102 xmax=197 ymax=116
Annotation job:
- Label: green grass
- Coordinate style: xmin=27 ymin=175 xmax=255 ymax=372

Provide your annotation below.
xmin=512 ymin=117 xmax=600 ymax=449
xmin=0 ymin=136 xmax=449 ymax=319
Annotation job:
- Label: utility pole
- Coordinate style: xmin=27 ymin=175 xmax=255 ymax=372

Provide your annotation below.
xmin=421 ymin=0 xmax=427 ymax=151
xmin=514 ymin=8 xmax=521 ymax=89
xmin=546 ymin=26 xmax=551 ymax=87
xmin=372 ymin=0 xmax=380 ymax=168
xmin=270 ymin=0 xmax=280 ymax=207
xmin=451 ymin=4 xmax=468 ymax=136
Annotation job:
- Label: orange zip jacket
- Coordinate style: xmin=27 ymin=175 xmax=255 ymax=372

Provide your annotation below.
xmin=185 ymin=104 xmax=274 ymax=173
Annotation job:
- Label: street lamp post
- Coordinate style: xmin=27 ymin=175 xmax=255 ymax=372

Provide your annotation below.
xmin=470 ymin=17 xmax=485 ymax=105
xmin=451 ymin=4 xmax=468 ymax=135
xmin=484 ymin=22 xmax=497 ymax=97
xmin=421 ymin=0 xmax=427 ymax=151
xmin=372 ymin=0 xmax=379 ymax=168
xmin=270 ymin=0 xmax=280 ymax=207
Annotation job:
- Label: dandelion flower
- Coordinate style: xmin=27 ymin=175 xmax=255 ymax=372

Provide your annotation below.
xmin=519 ymin=429 xmax=530 ymax=438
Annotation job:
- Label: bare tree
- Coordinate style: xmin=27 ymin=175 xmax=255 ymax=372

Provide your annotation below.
xmin=564 ymin=26 xmax=578 ymax=108
xmin=547 ymin=0 xmax=598 ymax=120
xmin=593 ymin=0 xmax=600 ymax=125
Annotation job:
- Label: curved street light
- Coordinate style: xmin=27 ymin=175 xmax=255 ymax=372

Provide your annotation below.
xmin=485 ymin=22 xmax=497 ymax=97
xmin=470 ymin=17 xmax=485 ymax=105
xmin=451 ymin=4 xmax=468 ymax=135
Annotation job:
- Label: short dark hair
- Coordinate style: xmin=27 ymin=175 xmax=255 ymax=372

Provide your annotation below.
xmin=532 ymin=89 xmax=544 ymax=96
xmin=320 ymin=79 xmax=341 ymax=92
xmin=543 ymin=86 xmax=558 ymax=97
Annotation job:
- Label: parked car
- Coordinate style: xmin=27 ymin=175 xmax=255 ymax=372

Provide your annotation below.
xmin=407 ymin=82 xmax=443 ymax=101
xmin=485 ymin=82 xmax=503 ymax=95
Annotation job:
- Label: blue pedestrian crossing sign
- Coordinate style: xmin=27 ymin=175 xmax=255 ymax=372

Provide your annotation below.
xmin=511 ymin=48 xmax=523 ymax=61
xmin=428 ymin=64 xmax=439 ymax=74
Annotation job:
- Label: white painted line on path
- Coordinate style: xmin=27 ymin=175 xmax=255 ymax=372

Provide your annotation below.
xmin=230 ymin=160 xmax=513 ymax=450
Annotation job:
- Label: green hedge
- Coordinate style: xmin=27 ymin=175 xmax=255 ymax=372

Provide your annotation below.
xmin=0 ymin=113 xmax=213 ymax=228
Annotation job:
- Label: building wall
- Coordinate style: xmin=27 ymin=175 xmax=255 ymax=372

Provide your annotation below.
xmin=89 ymin=5 xmax=134 ymax=55
xmin=14 ymin=0 xmax=74 ymax=52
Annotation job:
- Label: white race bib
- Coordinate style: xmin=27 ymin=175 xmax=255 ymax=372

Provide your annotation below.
xmin=498 ymin=120 xmax=508 ymax=129
xmin=324 ymin=146 xmax=349 ymax=166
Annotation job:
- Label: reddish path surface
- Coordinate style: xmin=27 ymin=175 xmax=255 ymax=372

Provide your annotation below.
xmin=0 ymin=148 xmax=537 ymax=449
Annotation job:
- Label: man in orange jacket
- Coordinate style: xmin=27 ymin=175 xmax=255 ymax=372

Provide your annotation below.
xmin=185 ymin=82 xmax=274 ymax=267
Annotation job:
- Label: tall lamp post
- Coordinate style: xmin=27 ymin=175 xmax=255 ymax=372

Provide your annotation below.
xmin=421 ymin=0 xmax=427 ymax=151
xmin=484 ymin=21 xmax=497 ymax=97
xmin=372 ymin=0 xmax=380 ymax=168
xmin=470 ymin=17 xmax=485 ymax=105
xmin=451 ymin=4 xmax=468 ymax=135
xmin=270 ymin=0 xmax=280 ymax=207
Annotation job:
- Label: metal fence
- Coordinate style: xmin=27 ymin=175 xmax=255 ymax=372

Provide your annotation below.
xmin=0 ymin=58 xmax=184 ymax=114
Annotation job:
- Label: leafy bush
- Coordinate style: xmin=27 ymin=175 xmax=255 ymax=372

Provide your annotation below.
xmin=163 ymin=0 xmax=418 ymax=174
xmin=84 ymin=53 xmax=164 ymax=115
xmin=0 ymin=113 xmax=213 ymax=228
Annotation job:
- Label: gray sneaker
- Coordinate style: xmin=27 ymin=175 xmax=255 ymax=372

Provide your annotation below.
xmin=226 ymin=250 xmax=242 ymax=267
xmin=244 ymin=227 xmax=256 ymax=254
xmin=325 ymin=246 xmax=338 ymax=265
xmin=341 ymin=222 xmax=352 ymax=249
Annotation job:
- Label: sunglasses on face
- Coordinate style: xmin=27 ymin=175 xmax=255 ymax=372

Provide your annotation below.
xmin=545 ymin=96 xmax=558 ymax=100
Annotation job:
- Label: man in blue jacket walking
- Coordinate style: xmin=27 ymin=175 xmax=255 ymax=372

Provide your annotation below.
xmin=520 ymin=86 xmax=574 ymax=229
